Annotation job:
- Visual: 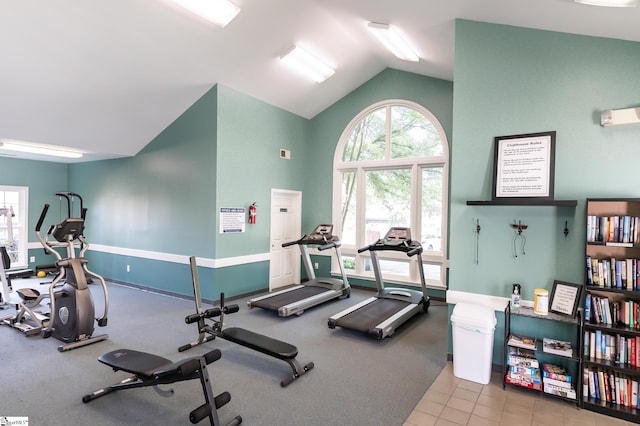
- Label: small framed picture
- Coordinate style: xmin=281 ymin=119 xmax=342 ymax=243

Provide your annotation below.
xmin=492 ymin=131 xmax=556 ymax=201
xmin=549 ymin=280 xmax=582 ymax=318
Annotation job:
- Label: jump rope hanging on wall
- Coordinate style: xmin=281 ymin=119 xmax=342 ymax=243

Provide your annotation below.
xmin=473 ymin=218 xmax=481 ymax=264
xmin=511 ymin=220 xmax=527 ymax=258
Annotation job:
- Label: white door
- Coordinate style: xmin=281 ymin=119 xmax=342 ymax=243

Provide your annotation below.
xmin=269 ymin=189 xmax=302 ymax=290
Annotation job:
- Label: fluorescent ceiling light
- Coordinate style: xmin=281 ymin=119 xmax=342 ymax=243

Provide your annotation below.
xmin=574 ymin=0 xmax=637 ymax=6
xmin=280 ymin=46 xmax=335 ymax=83
xmin=171 ymin=0 xmax=241 ymax=27
xmin=0 ymin=140 xmax=83 ymax=159
xmin=368 ymin=22 xmax=419 ymax=62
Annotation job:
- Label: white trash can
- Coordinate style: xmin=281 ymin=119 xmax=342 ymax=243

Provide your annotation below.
xmin=451 ymin=303 xmax=497 ymax=385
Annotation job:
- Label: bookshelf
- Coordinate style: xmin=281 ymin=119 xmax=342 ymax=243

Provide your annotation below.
xmin=503 ymin=304 xmax=582 ymax=405
xmin=583 ymin=198 xmax=640 ymax=422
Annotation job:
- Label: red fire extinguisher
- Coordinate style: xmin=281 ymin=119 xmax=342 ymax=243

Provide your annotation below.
xmin=249 ymin=202 xmax=257 ymax=224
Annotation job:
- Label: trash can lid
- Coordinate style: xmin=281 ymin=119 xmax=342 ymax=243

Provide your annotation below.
xmin=451 ymin=303 xmax=497 ymax=329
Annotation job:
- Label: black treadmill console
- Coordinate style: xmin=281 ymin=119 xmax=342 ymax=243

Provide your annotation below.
xmin=302 ymin=224 xmax=338 ymax=245
xmin=384 ymin=227 xmax=411 ymax=243
xmin=368 ymin=227 xmax=421 ymax=253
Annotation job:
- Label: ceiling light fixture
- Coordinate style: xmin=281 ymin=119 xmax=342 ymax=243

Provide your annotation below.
xmin=280 ymin=46 xmax=335 ymax=83
xmin=574 ymin=0 xmax=637 ymax=6
xmin=367 ymin=22 xmax=419 ymax=62
xmin=0 ymin=140 xmax=83 ymax=159
xmin=171 ymin=0 xmax=241 ymax=27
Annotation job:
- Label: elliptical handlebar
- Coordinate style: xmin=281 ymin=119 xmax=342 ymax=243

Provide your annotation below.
xmin=35 ymin=204 xmax=50 ymax=233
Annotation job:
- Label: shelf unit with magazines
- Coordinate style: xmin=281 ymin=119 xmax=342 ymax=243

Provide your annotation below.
xmin=583 ymin=198 xmax=640 ymax=423
xmin=503 ymin=303 xmax=583 ymax=406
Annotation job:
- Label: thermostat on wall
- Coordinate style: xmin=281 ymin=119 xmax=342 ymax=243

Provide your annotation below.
xmin=280 ymin=149 xmax=291 ymax=159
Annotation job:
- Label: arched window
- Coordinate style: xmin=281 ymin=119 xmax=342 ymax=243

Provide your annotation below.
xmin=332 ymin=100 xmax=449 ymax=288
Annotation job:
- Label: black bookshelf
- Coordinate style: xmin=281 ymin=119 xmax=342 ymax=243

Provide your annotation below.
xmin=583 ymin=198 xmax=640 ymax=423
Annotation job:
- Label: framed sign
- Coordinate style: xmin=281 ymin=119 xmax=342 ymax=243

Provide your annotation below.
xmin=492 ymin=131 xmax=556 ymax=201
xmin=549 ymin=280 xmax=582 ymax=318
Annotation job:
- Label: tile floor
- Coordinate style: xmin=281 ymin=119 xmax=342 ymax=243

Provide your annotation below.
xmin=404 ymin=362 xmax=636 ymax=426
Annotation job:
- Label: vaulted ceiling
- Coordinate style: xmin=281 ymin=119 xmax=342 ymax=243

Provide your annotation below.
xmin=1 ymin=0 xmax=639 ymax=162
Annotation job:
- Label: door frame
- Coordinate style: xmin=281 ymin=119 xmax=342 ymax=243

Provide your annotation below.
xmin=269 ymin=188 xmax=302 ymax=290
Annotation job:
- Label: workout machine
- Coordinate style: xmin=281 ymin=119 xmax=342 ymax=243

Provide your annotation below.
xmin=2 ymin=192 xmax=108 ymax=349
xmin=0 ymin=205 xmax=50 ymax=331
xmin=247 ymin=224 xmax=350 ymax=316
xmin=35 ymin=192 xmax=109 ymax=351
xmin=0 ymin=206 xmax=33 ymax=309
xmin=179 ymin=256 xmax=314 ymax=387
xmin=328 ymin=227 xmax=430 ymax=339
xmin=83 ymin=348 xmax=242 ymax=426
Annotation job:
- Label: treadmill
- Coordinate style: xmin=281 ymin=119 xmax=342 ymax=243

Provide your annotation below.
xmin=247 ymin=224 xmax=350 ymax=317
xmin=328 ymin=227 xmax=430 ymax=339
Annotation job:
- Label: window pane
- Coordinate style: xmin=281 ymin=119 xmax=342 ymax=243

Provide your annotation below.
xmin=365 ymin=169 xmax=410 ymax=244
xmin=340 ymin=171 xmax=357 ymax=245
xmin=391 ymin=106 xmax=443 ymax=159
xmin=342 ymin=256 xmax=355 ymax=271
xmin=342 ymin=107 xmax=386 ymax=162
xmin=421 ymin=167 xmax=443 ymax=250
xmin=422 ymin=263 xmax=441 ymax=281
xmin=379 ymin=259 xmax=409 ymax=277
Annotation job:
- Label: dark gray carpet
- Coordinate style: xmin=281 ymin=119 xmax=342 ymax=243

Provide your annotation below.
xmin=0 ymin=279 xmax=448 ymax=425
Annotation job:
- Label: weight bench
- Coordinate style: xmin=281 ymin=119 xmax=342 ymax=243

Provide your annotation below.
xmin=83 ymin=348 xmax=242 ymax=426
xmin=179 ymin=256 xmax=314 ymax=387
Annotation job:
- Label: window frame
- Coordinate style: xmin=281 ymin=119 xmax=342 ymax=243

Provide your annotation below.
xmin=331 ymin=99 xmax=449 ymax=289
xmin=0 ymin=185 xmax=29 ymax=269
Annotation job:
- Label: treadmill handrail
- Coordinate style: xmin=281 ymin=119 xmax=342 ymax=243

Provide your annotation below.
xmin=282 ymin=234 xmax=308 ymax=248
xmin=407 ymin=245 xmax=423 ymax=256
xmin=318 ymin=241 xmax=340 ymax=251
xmin=357 ymin=244 xmax=373 ymax=253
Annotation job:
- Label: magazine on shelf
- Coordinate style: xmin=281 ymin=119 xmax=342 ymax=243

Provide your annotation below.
xmin=542 ymin=338 xmax=573 ymax=357
xmin=543 ymin=383 xmax=576 ymax=399
xmin=508 ymin=333 xmax=537 ymax=350
xmin=542 ymin=363 xmax=571 ymax=383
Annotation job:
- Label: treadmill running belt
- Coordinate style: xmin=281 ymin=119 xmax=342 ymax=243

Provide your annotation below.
xmin=251 ymin=286 xmax=329 ymax=311
xmin=335 ymin=298 xmax=408 ymax=333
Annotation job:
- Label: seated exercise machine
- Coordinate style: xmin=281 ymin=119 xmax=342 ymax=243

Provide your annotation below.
xmin=328 ymin=227 xmax=430 ymax=339
xmin=0 ymin=246 xmax=50 ymax=331
xmin=0 ymin=246 xmax=49 ymax=336
xmin=0 ymin=205 xmax=33 ymax=310
xmin=83 ymin=348 xmax=242 ymax=426
xmin=1 ymin=192 xmax=109 ymax=351
xmin=247 ymin=224 xmax=350 ymax=317
xmin=179 ymin=256 xmax=314 ymax=387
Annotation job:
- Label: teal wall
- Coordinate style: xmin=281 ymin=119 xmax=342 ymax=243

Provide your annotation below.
xmin=66 ymin=84 xmax=310 ymax=297
xmin=214 ymin=85 xmax=309 ymax=258
xmin=450 ymin=20 xmax=640 ymax=362
xmin=0 ymin=157 xmax=68 ymax=268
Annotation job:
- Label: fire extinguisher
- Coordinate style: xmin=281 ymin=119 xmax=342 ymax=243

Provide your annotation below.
xmin=249 ymin=202 xmax=257 ymax=224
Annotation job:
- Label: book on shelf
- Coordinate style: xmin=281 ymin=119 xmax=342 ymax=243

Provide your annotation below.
xmin=542 ymin=338 xmax=573 ymax=357
xmin=543 ymin=383 xmax=576 ymax=400
xmin=543 ymin=376 xmax=572 ymax=389
xmin=505 ymin=370 xmax=542 ymax=391
xmin=508 ymin=333 xmax=536 ymax=350
xmin=507 ymin=346 xmax=539 ymax=369
xmin=542 ymin=363 xmax=571 ymax=383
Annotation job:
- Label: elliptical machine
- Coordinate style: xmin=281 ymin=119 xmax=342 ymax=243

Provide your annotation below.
xmin=35 ymin=192 xmax=109 ymax=351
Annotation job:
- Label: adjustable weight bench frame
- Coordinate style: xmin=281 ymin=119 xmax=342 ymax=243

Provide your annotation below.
xmin=83 ymin=348 xmax=242 ymax=426
xmin=179 ymin=256 xmax=314 ymax=387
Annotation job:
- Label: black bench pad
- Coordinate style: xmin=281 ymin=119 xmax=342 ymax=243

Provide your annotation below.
xmin=98 ymin=349 xmax=172 ymax=377
xmin=222 ymin=327 xmax=297 ymax=360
